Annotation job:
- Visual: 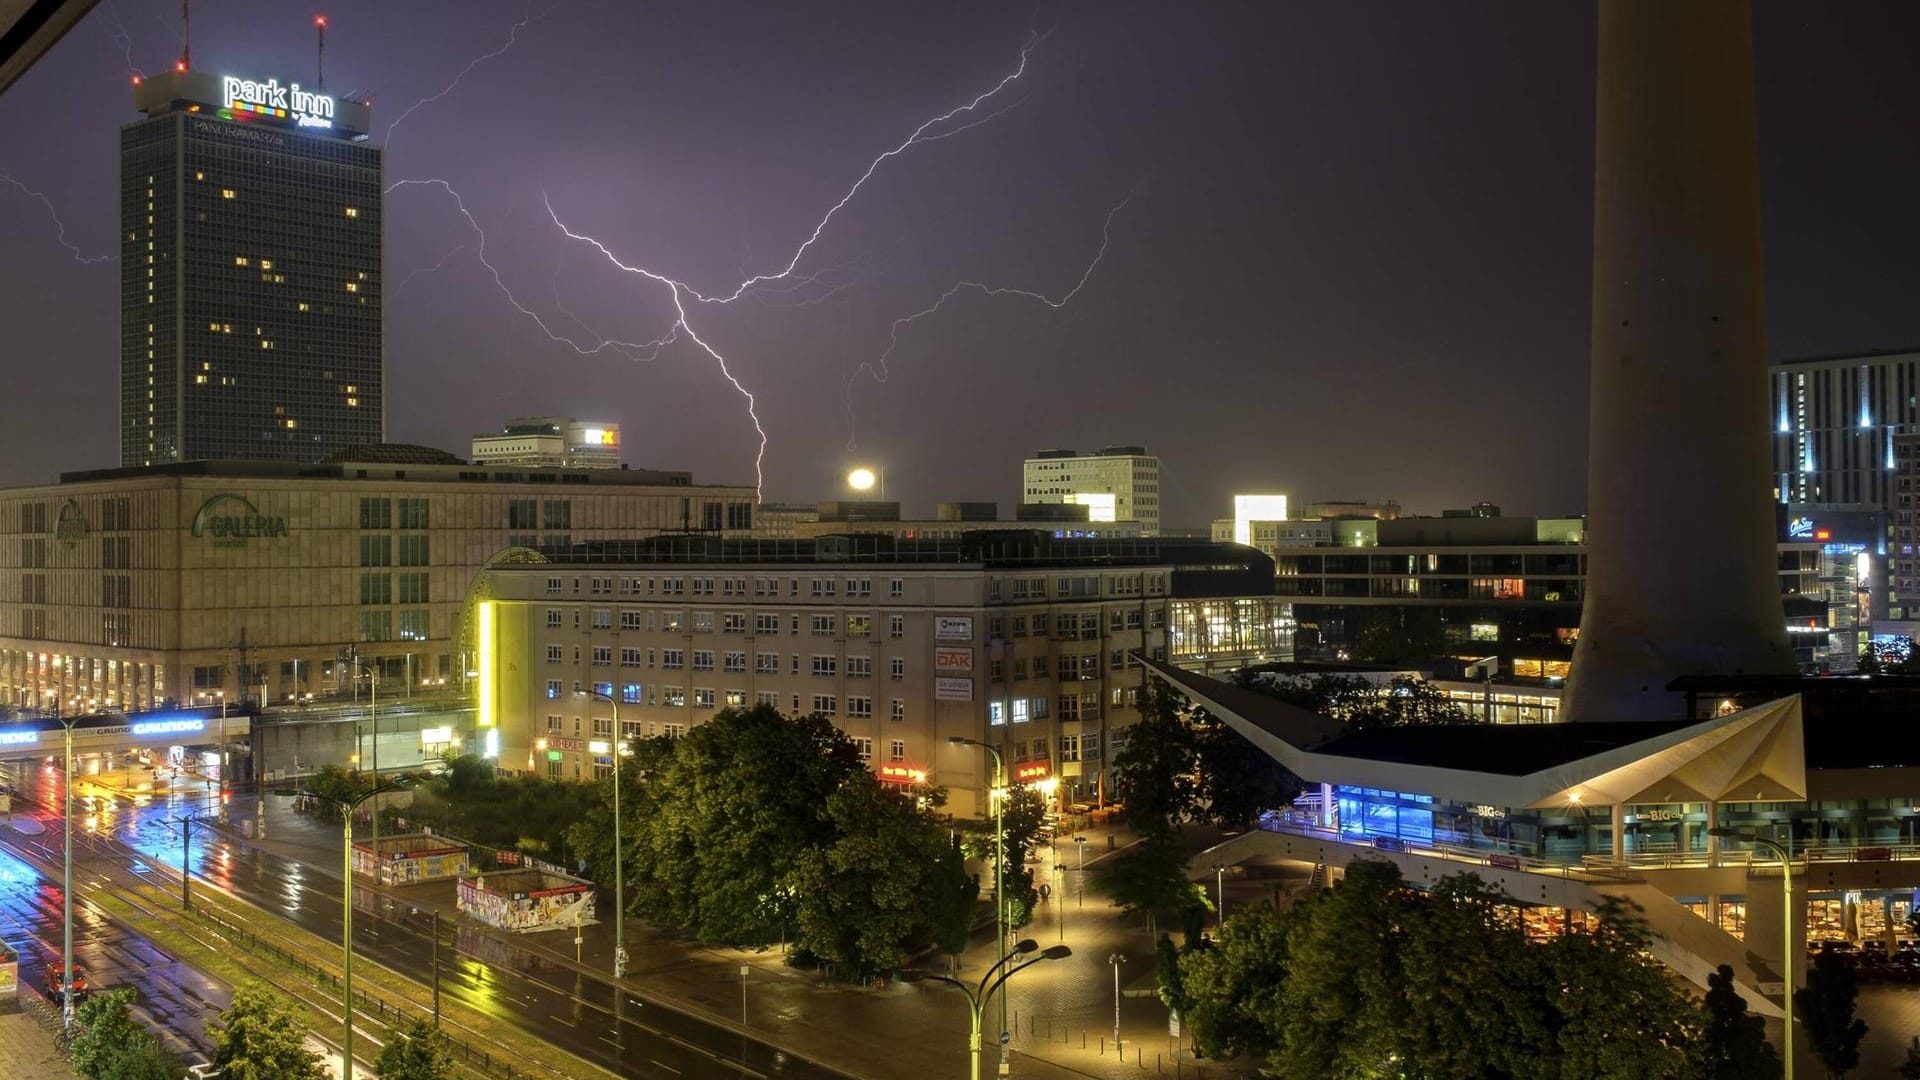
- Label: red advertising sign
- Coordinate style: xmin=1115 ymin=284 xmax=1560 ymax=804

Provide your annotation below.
xmin=1014 ymin=762 xmax=1051 ymax=782
xmin=1487 ymin=853 xmax=1524 ymax=871
xmin=878 ymin=765 xmax=926 ymax=784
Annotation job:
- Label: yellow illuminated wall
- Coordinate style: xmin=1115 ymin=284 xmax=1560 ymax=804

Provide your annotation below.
xmin=477 ymin=601 xmax=495 ymax=730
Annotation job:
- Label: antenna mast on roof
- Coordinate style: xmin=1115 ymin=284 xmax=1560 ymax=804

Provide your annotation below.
xmin=315 ymin=15 xmax=327 ymax=91
xmin=179 ymin=0 xmax=190 ymax=71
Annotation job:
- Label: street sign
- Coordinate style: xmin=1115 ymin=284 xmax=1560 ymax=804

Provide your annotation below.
xmin=999 ymin=1030 xmax=1011 ymax=1045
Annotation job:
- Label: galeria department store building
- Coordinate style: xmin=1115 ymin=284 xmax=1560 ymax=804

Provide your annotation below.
xmin=0 ymin=452 xmax=755 ymax=714
xmin=1155 ymin=661 xmax=1920 ymax=1017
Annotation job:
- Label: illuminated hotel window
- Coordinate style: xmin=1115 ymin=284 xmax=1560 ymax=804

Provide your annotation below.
xmin=221 ymin=189 xmax=235 ymax=199
xmin=345 ymin=282 xmax=358 ymax=293
xmin=235 ymin=257 xmax=249 ymax=267
xmin=345 ymin=207 xmax=359 ymax=218
xmin=195 ymin=171 xmax=204 ymax=180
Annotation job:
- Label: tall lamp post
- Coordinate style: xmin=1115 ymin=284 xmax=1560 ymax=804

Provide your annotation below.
xmin=57 ymin=715 xmax=79 ymax=1032
xmin=1711 ymin=827 xmax=1794 ymax=1080
xmin=949 ymin=736 xmax=1008 ymax=1057
xmin=907 ymin=938 xmax=1072 ymax=1080
xmin=215 ymin=690 xmax=230 ymax=824
xmin=1108 ymin=953 xmax=1127 ymax=1052
xmin=339 ymin=648 xmax=381 ymax=852
xmin=583 ymin=688 xmax=628 ymax=979
xmin=284 ymin=777 xmax=413 ymax=1080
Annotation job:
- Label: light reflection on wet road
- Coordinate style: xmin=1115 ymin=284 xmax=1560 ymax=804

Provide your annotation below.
xmin=8 ymin=765 xmax=841 ymax=1079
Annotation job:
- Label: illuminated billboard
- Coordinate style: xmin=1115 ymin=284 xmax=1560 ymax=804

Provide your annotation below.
xmin=1072 ymin=493 xmax=1117 ymax=523
xmin=1232 ymin=494 xmax=1289 ymax=545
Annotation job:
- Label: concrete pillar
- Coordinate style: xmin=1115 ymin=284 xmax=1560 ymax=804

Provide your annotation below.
xmin=1610 ymin=802 xmax=1625 ymax=862
xmin=1562 ymin=0 xmax=1795 ymax=723
xmin=1706 ymin=801 xmax=1720 ymax=864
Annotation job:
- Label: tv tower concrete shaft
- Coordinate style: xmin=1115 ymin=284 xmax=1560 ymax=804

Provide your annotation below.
xmin=1564 ymin=0 xmax=1795 ymax=722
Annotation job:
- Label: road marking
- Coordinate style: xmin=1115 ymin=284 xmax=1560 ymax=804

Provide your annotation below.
xmin=649 ymin=1060 xmax=681 ymax=1075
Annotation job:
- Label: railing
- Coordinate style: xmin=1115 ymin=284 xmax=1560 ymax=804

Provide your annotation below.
xmin=1580 ymin=841 xmax=1920 ymax=873
xmin=1254 ymin=811 xmax=1643 ymax=882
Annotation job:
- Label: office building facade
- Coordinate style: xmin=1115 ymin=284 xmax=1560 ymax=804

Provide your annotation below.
xmin=1022 ymin=446 xmax=1161 ymax=535
xmin=471 ymin=534 xmax=1283 ymax=813
xmin=0 ymin=453 xmax=754 ymax=715
xmin=471 ymin=418 xmax=621 ymax=469
xmin=1770 ymin=350 xmax=1920 ymax=508
xmin=121 ymin=67 xmax=382 ymax=466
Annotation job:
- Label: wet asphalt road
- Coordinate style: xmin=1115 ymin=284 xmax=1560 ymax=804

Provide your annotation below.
xmin=8 ymin=765 xmax=846 ymax=1080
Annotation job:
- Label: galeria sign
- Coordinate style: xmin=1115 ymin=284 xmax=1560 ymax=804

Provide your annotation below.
xmin=221 ymin=76 xmax=335 ymax=128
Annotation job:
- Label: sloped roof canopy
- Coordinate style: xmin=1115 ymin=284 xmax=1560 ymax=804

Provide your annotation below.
xmin=1142 ymin=659 xmax=1805 ymax=808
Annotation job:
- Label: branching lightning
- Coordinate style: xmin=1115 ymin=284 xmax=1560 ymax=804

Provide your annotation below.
xmin=394 ymin=24 xmax=1111 ymax=499
xmin=0 ymin=171 xmax=115 ymax=265
xmin=384 ymin=4 xmax=540 ymax=150
xmin=395 ymin=243 xmax=468 ymax=291
xmin=842 ymin=194 xmax=1132 ymax=448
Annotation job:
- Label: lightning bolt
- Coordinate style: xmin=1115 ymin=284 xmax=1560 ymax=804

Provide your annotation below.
xmin=384 ymin=4 xmax=540 ymax=151
xmin=396 ymin=243 xmax=468 ymax=291
xmin=0 ymin=171 xmax=115 ymax=265
xmin=694 ymin=31 xmax=1045 ymax=305
xmin=542 ymin=194 xmax=769 ymax=493
xmin=386 ymin=178 xmax=681 ymax=364
xmin=102 ymin=0 xmax=146 ymax=79
xmin=842 ymin=194 xmax=1132 ymax=449
xmin=400 ymin=27 xmax=1083 ymax=500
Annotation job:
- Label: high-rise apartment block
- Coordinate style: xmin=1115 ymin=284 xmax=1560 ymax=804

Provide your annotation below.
xmin=1022 ymin=446 xmax=1161 ymax=536
xmin=1770 ymin=350 xmax=1920 ymax=508
xmin=471 ymin=418 xmax=622 ymax=469
xmin=121 ymin=67 xmax=382 ymax=466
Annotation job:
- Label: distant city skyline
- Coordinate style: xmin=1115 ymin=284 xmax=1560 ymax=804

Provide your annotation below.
xmin=2 ymin=1 xmax=1918 ymax=523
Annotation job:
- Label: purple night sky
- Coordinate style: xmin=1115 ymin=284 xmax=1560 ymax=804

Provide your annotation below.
xmin=2 ymin=1 xmax=1917 ymax=523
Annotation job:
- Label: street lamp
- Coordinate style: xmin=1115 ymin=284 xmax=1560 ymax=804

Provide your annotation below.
xmin=1108 ymin=952 xmax=1127 ymax=1052
xmin=1211 ymin=863 xmax=1227 ymax=928
xmin=906 ymin=938 xmax=1072 ymax=1080
xmin=213 ymin=689 xmax=230 ymax=825
xmin=1710 ymin=827 xmax=1794 ymax=1080
xmin=283 ymin=776 xmax=415 ymax=1080
xmin=582 ymin=688 xmax=629 ymax=979
xmin=949 ymin=736 xmax=1008 ymax=1056
xmin=168 ymin=810 xmax=218 ymax=910
xmin=338 ymin=648 xmax=381 ymax=853
xmin=57 ymin=714 xmax=79 ymax=1032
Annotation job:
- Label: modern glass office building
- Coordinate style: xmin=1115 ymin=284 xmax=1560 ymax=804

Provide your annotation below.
xmin=120 ymin=67 xmax=381 ymax=466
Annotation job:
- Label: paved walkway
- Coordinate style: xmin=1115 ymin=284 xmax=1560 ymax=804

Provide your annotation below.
xmin=221 ymin=795 xmax=1264 ymax=1080
xmin=0 ymin=1002 xmax=78 ymax=1080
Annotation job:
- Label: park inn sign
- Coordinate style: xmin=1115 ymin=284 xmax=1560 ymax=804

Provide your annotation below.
xmin=191 ymin=494 xmax=288 ymax=549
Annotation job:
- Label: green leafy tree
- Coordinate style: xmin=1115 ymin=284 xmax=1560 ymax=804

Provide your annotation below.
xmin=210 ymin=980 xmax=327 ymax=1080
xmin=1109 ymin=684 xmax=1199 ymax=832
xmin=1538 ymin=898 xmax=1700 ymax=1080
xmin=567 ymin=737 xmax=677 ymax=912
xmin=410 ymin=758 xmax=598 ymax=864
xmin=998 ymin=785 xmax=1046 ymax=928
xmin=1698 ymin=963 xmax=1781 ymax=1079
xmin=1396 ymin=874 xmax=1550 ymax=1080
xmin=70 ymin=988 xmax=175 ymax=1080
xmin=374 ymin=1016 xmax=456 ymax=1080
xmin=1179 ymin=901 xmax=1292 ymax=1060
xmin=1191 ymin=706 xmax=1299 ymax=829
xmin=1236 ymin=671 xmax=1476 ymax=729
xmin=926 ymin=833 xmax=980 ymax=964
xmin=598 ymin=705 xmax=865 ymax=946
xmin=788 ymin=776 xmax=950 ymax=978
xmin=1095 ymin=830 xmax=1206 ymax=934
xmin=1270 ymin=859 xmax=1415 ymax=1078
xmin=1154 ymin=934 xmax=1190 ymax=1020
xmin=1797 ymin=945 xmax=1868 ymax=1078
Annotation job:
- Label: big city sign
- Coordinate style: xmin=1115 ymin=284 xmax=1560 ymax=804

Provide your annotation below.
xmin=221 ymin=75 xmax=335 ymax=129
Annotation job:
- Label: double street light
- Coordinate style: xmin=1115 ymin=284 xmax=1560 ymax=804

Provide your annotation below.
xmin=907 ymin=938 xmax=1072 ymax=1080
xmin=1709 ymin=827 xmax=1795 ymax=1080
xmin=281 ymin=776 xmax=416 ymax=1080
xmin=948 ymin=736 xmax=1009 ymax=1062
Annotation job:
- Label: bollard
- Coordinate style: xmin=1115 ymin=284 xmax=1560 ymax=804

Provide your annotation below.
xmin=1099 ymin=1036 xmax=1104 ymax=1054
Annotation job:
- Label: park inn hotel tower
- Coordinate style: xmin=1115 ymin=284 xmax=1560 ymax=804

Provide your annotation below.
xmin=120 ymin=65 xmax=381 ymax=466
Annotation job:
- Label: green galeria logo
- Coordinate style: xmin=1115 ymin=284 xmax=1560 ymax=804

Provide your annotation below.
xmin=191 ymin=494 xmax=288 ymax=549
